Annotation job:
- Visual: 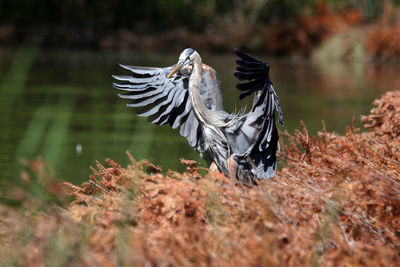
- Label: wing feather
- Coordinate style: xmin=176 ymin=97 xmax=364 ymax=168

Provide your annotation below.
xmin=151 ymin=89 xmax=187 ymax=124
xmin=116 ymin=87 xmax=163 ymax=99
xmin=125 ymin=88 xmax=172 ymax=107
xmin=170 ymin=95 xmax=192 ymax=129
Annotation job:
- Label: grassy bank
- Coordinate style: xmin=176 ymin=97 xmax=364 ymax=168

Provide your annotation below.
xmin=1 ymin=91 xmax=400 ymax=266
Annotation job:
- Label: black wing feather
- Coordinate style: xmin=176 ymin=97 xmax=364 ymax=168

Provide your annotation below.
xmin=234 ymin=48 xmax=270 ymax=99
xmin=236 ymin=80 xmax=264 ymax=91
xmin=236 ymin=60 xmax=262 ymax=68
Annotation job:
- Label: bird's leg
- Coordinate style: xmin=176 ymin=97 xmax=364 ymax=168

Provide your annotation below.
xmin=209 ymin=162 xmax=219 ymax=172
xmin=227 ymin=155 xmax=238 ymax=182
xmin=247 ymin=155 xmax=258 ymax=170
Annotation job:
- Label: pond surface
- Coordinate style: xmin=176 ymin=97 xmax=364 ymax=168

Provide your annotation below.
xmin=1 ymin=43 xmax=399 ymax=184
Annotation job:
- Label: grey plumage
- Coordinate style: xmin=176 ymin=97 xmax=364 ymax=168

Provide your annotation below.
xmin=113 ymin=48 xmax=283 ymax=183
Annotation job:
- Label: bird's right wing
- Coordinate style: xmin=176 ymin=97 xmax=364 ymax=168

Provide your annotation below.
xmin=113 ymin=65 xmax=191 ymax=128
xmin=113 ymin=64 xmax=221 ymax=151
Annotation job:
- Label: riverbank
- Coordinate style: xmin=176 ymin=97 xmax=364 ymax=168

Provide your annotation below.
xmin=0 ymin=91 xmax=399 ymax=266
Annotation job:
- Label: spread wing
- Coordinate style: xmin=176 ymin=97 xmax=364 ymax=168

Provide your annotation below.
xmin=113 ymin=64 xmax=222 ymax=150
xmin=233 ymin=49 xmax=284 ymax=179
xmin=234 ymin=49 xmax=283 ymax=123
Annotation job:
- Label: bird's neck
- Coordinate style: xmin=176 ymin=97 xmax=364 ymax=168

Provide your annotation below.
xmin=189 ymin=55 xmax=211 ymax=124
xmin=189 ymin=54 xmax=229 ymax=128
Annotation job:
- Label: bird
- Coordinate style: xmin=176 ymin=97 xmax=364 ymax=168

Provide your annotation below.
xmin=113 ymin=48 xmax=283 ymax=184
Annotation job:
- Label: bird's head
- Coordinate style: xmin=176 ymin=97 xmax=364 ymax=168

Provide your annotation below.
xmin=168 ymin=48 xmax=197 ymax=78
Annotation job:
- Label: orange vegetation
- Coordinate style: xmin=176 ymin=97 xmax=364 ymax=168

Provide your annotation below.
xmin=1 ymin=91 xmax=400 ymax=266
xmin=366 ymin=23 xmax=400 ymax=60
xmin=264 ymin=3 xmax=362 ymax=55
xmin=365 ymin=3 xmax=400 ymax=60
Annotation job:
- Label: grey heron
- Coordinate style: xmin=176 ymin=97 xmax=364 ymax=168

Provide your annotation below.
xmin=113 ymin=48 xmax=283 ymax=184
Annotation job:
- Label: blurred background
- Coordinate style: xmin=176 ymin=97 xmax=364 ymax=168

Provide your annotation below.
xmin=1 ymin=0 xmax=400 ymax=185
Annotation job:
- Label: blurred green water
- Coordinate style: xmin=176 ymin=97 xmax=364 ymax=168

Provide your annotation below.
xmin=0 ymin=43 xmax=399 ymax=184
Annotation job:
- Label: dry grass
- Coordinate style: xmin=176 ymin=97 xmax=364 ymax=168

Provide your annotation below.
xmin=1 ymin=91 xmax=400 ymax=266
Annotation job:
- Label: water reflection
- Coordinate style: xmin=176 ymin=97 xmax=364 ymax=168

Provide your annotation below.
xmin=0 ymin=47 xmax=398 ymax=184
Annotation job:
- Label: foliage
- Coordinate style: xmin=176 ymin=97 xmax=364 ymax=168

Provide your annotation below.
xmin=311 ymin=3 xmax=400 ymax=61
xmin=262 ymin=2 xmax=363 ymax=55
xmin=365 ymin=4 xmax=400 ymax=60
xmin=1 ymin=91 xmax=400 ymax=266
xmin=0 ymin=0 xmax=397 ymax=31
xmin=2 ymin=1 xmax=400 ymax=58
xmin=311 ymin=28 xmax=367 ymax=62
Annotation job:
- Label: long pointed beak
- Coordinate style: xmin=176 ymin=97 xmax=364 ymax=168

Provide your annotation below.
xmin=168 ymin=61 xmax=185 ymax=78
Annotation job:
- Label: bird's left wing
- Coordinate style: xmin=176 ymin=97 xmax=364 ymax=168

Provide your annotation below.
xmin=233 ymin=49 xmax=284 ymax=178
xmin=234 ymin=49 xmax=283 ymax=124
